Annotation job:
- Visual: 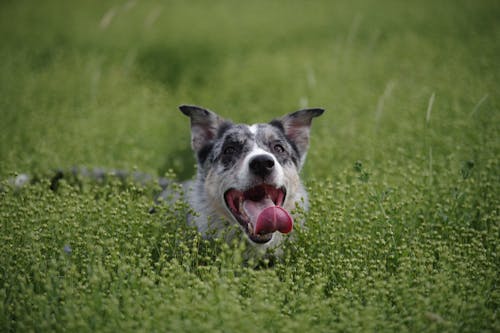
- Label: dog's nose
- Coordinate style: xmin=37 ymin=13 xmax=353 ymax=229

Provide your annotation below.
xmin=249 ymin=155 xmax=275 ymax=178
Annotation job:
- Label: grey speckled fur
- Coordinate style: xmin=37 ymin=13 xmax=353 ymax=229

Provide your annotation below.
xmin=179 ymin=105 xmax=324 ymax=255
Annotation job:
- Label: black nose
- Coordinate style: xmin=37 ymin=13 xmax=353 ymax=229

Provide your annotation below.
xmin=249 ymin=155 xmax=275 ymax=178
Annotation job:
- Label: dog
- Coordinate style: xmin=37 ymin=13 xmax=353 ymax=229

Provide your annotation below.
xmin=179 ymin=105 xmax=324 ymax=254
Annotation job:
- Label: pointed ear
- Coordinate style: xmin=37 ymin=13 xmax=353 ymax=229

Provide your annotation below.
xmin=179 ymin=105 xmax=226 ymax=152
xmin=276 ymin=108 xmax=324 ymax=163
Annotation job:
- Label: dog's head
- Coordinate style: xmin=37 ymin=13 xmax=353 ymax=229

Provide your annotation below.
xmin=180 ymin=105 xmax=324 ymax=245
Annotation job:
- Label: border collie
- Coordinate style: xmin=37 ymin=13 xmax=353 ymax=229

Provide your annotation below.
xmin=179 ymin=105 xmax=324 ymax=254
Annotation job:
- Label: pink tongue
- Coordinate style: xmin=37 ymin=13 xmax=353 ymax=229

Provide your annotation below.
xmin=243 ymin=199 xmax=293 ymax=235
xmin=256 ymin=206 xmax=293 ymax=234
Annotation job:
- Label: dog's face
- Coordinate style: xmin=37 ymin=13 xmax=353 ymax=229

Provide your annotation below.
xmin=180 ymin=105 xmax=324 ymax=246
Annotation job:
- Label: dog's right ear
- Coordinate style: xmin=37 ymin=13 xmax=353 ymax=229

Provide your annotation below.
xmin=179 ymin=105 xmax=226 ymax=153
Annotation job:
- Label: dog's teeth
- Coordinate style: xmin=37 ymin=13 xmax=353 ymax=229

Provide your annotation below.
xmin=239 ymin=199 xmax=247 ymax=218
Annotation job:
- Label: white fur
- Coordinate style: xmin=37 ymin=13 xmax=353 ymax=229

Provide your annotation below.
xmin=248 ymin=124 xmax=258 ymax=134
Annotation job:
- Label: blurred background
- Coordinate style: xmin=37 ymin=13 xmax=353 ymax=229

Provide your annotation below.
xmin=0 ymin=0 xmax=498 ymax=180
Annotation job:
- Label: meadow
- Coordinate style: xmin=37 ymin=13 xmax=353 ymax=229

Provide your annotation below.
xmin=0 ymin=0 xmax=499 ymax=331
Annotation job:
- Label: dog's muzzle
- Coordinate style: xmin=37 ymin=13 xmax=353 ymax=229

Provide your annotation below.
xmin=224 ymin=184 xmax=293 ymax=244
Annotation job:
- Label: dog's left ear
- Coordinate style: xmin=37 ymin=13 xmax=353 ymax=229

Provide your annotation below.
xmin=275 ymin=108 xmax=324 ymax=165
xmin=179 ymin=105 xmax=226 ymax=153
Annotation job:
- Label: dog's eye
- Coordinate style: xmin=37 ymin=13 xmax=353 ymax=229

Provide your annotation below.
xmin=273 ymin=144 xmax=285 ymax=153
xmin=223 ymin=146 xmax=236 ymax=155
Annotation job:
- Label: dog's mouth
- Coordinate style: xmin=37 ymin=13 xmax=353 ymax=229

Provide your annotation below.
xmin=224 ymin=184 xmax=293 ymax=244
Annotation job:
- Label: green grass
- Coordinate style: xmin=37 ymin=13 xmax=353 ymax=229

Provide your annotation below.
xmin=0 ymin=0 xmax=499 ymax=332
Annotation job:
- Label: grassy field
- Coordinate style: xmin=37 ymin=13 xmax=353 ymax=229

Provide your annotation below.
xmin=1 ymin=0 xmax=499 ymax=331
